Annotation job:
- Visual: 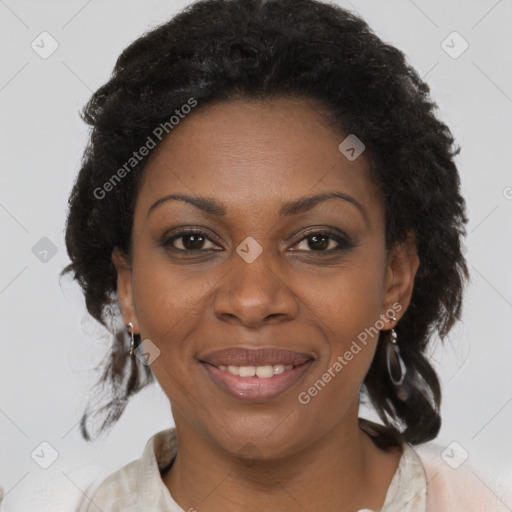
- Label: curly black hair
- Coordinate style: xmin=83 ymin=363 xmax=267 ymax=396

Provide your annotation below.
xmin=63 ymin=0 xmax=469 ymax=445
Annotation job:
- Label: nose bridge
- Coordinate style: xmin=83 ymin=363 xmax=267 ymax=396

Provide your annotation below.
xmin=230 ymin=238 xmax=281 ymax=301
xmin=213 ymin=237 xmax=297 ymax=326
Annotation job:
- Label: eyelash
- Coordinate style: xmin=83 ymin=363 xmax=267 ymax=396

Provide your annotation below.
xmin=161 ymin=227 xmax=353 ymax=254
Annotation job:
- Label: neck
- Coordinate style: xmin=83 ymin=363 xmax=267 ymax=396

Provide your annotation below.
xmin=162 ymin=414 xmax=402 ymax=512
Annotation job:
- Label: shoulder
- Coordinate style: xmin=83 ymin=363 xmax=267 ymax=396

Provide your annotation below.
xmin=78 ymin=459 xmax=141 ymax=512
xmin=412 ymin=441 xmax=512 ymax=512
xmin=79 ymin=427 xmax=178 ymax=512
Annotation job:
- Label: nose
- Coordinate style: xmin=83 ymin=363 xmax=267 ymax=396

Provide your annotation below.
xmin=212 ymin=246 xmax=299 ymax=329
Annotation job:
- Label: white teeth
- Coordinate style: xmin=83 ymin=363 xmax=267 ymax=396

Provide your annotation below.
xmin=218 ymin=364 xmax=295 ymax=377
xmin=273 ymin=364 xmax=285 ymax=374
xmin=239 ymin=366 xmax=256 ymax=377
xmin=255 ymin=365 xmax=274 ymax=378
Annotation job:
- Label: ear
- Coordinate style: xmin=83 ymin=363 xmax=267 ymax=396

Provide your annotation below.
xmin=381 ymin=230 xmax=420 ymax=325
xmin=112 ymin=247 xmax=139 ymax=332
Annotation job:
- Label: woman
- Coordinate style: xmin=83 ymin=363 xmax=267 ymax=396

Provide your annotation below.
xmin=62 ymin=0 xmax=505 ymax=510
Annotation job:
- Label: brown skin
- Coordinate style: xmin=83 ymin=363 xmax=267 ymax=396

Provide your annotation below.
xmin=113 ymin=97 xmax=419 ymax=512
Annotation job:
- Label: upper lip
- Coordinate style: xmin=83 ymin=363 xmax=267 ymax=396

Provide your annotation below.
xmin=199 ymin=347 xmax=314 ymax=367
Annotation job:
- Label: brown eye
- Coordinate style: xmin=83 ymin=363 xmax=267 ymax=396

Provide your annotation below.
xmin=293 ymin=230 xmax=352 ymax=253
xmin=302 ymin=233 xmax=331 ymax=251
xmin=164 ymin=230 xmax=220 ymax=251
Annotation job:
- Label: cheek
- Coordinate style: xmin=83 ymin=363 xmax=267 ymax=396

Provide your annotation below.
xmin=303 ymin=252 xmax=386 ymax=335
xmin=130 ymin=258 xmax=206 ymax=405
xmin=133 ymin=268 xmax=207 ymax=344
xmin=300 ymin=250 xmax=386 ymax=389
xmin=296 ymin=276 xmax=383 ymax=429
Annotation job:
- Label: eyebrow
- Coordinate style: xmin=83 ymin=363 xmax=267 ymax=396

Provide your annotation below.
xmin=147 ymin=191 xmax=367 ymax=221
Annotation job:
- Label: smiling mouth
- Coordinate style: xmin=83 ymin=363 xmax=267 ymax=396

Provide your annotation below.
xmin=201 ymin=361 xmax=313 ymax=401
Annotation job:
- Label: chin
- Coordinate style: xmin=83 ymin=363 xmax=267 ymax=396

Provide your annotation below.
xmin=207 ymin=408 xmax=309 ymax=461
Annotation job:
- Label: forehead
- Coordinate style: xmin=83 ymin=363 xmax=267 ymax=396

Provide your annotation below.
xmin=136 ymin=98 xmax=382 ymax=221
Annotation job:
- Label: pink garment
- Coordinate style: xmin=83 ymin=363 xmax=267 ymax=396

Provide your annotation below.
xmin=415 ymin=443 xmax=512 ymax=511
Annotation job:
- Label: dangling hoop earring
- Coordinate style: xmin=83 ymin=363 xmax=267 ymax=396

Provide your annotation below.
xmin=385 ymin=313 xmax=407 ymax=386
xmin=126 ymin=322 xmax=135 ymax=356
xmin=386 ymin=328 xmax=407 ymax=386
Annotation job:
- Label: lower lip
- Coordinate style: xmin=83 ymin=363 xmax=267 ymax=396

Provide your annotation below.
xmin=201 ymin=361 xmax=313 ymax=402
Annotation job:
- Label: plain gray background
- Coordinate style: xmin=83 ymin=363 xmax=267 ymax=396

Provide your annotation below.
xmin=1 ymin=0 xmax=511 ymax=509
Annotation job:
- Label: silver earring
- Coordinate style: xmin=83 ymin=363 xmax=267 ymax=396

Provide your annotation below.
xmin=126 ymin=322 xmax=135 ymax=356
xmin=385 ymin=327 xmax=407 ymax=387
xmin=385 ymin=312 xmax=406 ymax=387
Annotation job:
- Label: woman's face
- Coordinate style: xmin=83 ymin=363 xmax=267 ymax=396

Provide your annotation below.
xmin=114 ymin=97 xmax=418 ymax=459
